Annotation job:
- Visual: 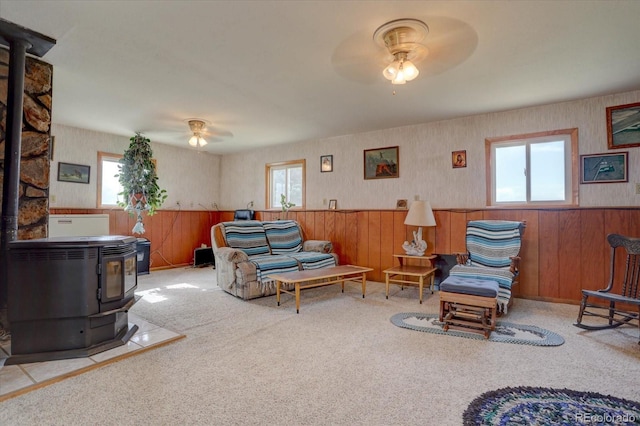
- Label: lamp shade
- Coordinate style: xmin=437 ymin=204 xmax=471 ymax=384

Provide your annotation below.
xmin=404 ymin=200 xmax=436 ymax=227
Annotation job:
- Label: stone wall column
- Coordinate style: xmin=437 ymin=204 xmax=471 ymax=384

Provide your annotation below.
xmin=0 ymin=46 xmax=53 ymax=330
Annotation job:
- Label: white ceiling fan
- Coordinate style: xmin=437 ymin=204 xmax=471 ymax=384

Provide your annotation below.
xmin=184 ymin=118 xmax=233 ymax=148
xmin=331 ymin=16 xmax=478 ymax=85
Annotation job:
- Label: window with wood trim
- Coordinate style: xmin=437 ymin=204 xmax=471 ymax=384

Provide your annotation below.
xmin=485 ymin=128 xmax=579 ymax=206
xmin=97 ymin=151 xmax=123 ymax=208
xmin=265 ymin=159 xmax=306 ymax=210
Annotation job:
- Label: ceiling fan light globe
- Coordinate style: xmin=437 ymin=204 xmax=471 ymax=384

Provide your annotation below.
xmin=198 ymin=137 xmax=207 ymax=147
xmin=382 ymin=67 xmax=395 ymax=80
xmin=402 ymin=60 xmax=419 ymax=81
xmin=383 ymin=60 xmax=401 ymax=80
xmin=392 ymin=68 xmax=406 ymax=85
xmin=189 ymin=135 xmax=199 ymax=147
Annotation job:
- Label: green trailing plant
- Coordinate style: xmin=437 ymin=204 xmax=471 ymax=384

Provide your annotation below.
xmin=116 ymin=133 xmax=167 ymax=234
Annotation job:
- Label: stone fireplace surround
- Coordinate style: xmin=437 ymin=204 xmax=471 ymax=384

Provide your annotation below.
xmin=0 ymin=46 xmax=52 ymax=240
xmin=0 ymin=46 xmax=53 ymax=329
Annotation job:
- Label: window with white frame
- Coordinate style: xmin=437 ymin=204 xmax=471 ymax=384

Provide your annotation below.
xmin=485 ymin=128 xmax=578 ymax=206
xmin=97 ymin=151 xmax=123 ymax=207
xmin=265 ymin=159 xmax=305 ymax=209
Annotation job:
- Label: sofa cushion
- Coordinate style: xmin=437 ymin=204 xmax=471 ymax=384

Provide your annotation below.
xmin=263 ymin=220 xmax=303 ymax=254
xmin=250 ymin=254 xmax=300 ymax=283
xmin=286 ymin=251 xmax=336 ymax=270
xmin=448 ymin=265 xmax=514 ymax=313
xmin=223 ymin=221 xmax=271 ymax=257
xmin=448 ymin=265 xmax=514 ymax=290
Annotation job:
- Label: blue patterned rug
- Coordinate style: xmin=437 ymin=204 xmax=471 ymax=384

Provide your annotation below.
xmin=390 ymin=313 xmax=564 ymax=346
xmin=463 ymin=386 xmax=640 ymax=425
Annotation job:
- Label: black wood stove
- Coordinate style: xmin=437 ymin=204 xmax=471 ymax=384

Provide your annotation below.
xmin=6 ymin=236 xmax=139 ymax=364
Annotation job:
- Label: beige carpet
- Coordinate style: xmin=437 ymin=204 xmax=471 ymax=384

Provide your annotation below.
xmin=1 ymin=267 xmax=638 ymax=425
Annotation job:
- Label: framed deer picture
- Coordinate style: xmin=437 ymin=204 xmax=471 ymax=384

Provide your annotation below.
xmin=364 ymin=146 xmax=399 ymax=179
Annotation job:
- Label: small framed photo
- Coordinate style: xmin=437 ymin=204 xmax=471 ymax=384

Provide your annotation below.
xmin=606 ymin=102 xmax=640 ymax=149
xmin=396 ymin=199 xmax=408 ymax=209
xmin=364 ymin=146 xmax=399 ymax=179
xmin=321 ymin=155 xmax=333 ymax=172
xmin=580 ymin=152 xmax=628 ymax=184
xmin=452 ymin=150 xmax=466 ymax=168
xmin=328 ymin=199 xmax=337 ymax=210
xmin=57 ymin=162 xmax=90 ymax=184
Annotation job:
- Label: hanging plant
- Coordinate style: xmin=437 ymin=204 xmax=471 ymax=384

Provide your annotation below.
xmin=116 ymin=133 xmax=167 ymax=234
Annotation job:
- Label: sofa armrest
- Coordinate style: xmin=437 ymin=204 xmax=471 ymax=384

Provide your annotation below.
xmin=303 ymin=240 xmax=333 ymax=253
xmin=215 ymin=247 xmax=249 ymax=264
xmin=213 ymin=247 xmax=252 ymax=292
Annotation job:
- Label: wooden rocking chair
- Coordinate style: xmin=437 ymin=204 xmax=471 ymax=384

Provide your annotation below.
xmin=575 ymin=234 xmax=640 ymax=344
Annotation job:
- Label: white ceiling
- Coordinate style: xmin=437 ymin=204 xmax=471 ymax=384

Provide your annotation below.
xmin=2 ymin=1 xmax=640 ymax=154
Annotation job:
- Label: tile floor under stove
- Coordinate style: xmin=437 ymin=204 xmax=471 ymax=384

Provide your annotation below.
xmin=0 ymin=313 xmax=182 ymax=400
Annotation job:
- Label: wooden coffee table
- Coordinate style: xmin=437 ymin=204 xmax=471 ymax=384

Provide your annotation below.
xmin=269 ymin=265 xmax=373 ymax=313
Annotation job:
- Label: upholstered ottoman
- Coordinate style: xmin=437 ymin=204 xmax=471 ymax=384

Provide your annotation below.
xmin=438 ymin=276 xmax=499 ymax=339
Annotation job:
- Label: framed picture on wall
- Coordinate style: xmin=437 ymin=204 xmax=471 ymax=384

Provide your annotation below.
xmin=606 ymin=102 xmax=640 ymax=149
xmin=452 ymin=150 xmax=467 ymax=168
xmin=580 ymin=152 xmax=628 ymax=184
xmin=364 ymin=146 xmax=399 ymax=179
xmin=57 ymin=162 xmax=90 ymax=184
xmin=321 ymin=155 xmax=333 ymax=172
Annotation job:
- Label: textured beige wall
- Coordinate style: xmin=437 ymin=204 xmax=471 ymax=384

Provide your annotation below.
xmin=49 ymin=124 xmax=221 ymax=210
xmin=220 ymin=90 xmax=640 ymax=210
xmin=49 ymin=89 xmax=640 ymax=211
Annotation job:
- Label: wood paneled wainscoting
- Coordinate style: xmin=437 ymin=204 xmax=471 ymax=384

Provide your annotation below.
xmin=52 ymin=207 xmax=640 ymax=305
xmin=50 ymin=208 xmax=219 ymax=270
xmin=253 ymin=208 xmax=640 ymax=305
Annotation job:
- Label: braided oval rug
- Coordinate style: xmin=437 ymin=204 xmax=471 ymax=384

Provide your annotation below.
xmin=390 ymin=313 xmax=564 ymax=346
xmin=463 ymin=386 xmax=640 ymax=425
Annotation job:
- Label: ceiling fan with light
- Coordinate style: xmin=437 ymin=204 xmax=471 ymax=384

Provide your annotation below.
xmin=331 ymin=16 xmax=478 ymax=86
xmin=373 ymin=18 xmax=429 ymax=85
xmin=183 ymin=118 xmax=233 ymax=149
xmin=187 ymin=119 xmax=208 ymax=147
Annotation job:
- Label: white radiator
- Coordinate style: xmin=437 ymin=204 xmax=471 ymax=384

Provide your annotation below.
xmin=48 ymin=214 xmax=110 ymax=237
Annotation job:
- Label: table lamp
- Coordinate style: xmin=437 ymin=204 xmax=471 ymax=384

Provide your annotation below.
xmin=402 ymin=200 xmax=436 ymax=256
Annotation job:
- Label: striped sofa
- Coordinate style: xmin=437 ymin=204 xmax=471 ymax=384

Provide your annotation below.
xmin=211 ymin=220 xmax=338 ymax=300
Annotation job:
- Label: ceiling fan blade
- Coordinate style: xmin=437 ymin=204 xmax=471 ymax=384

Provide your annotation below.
xmin=331 ymin=29 xmax=389 ymax=84
xmin=418 ymin=16 xmax=478 ymax=77
xmin=206 ymin=128 xmax=234 ymax=139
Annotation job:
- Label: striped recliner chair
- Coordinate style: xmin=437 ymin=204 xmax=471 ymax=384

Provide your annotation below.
xmin=447 ymin=220 xmax=526 ymax=314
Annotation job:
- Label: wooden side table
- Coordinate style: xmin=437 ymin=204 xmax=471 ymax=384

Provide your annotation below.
xmin=383 ymin=254 xmax=437 ymax=304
